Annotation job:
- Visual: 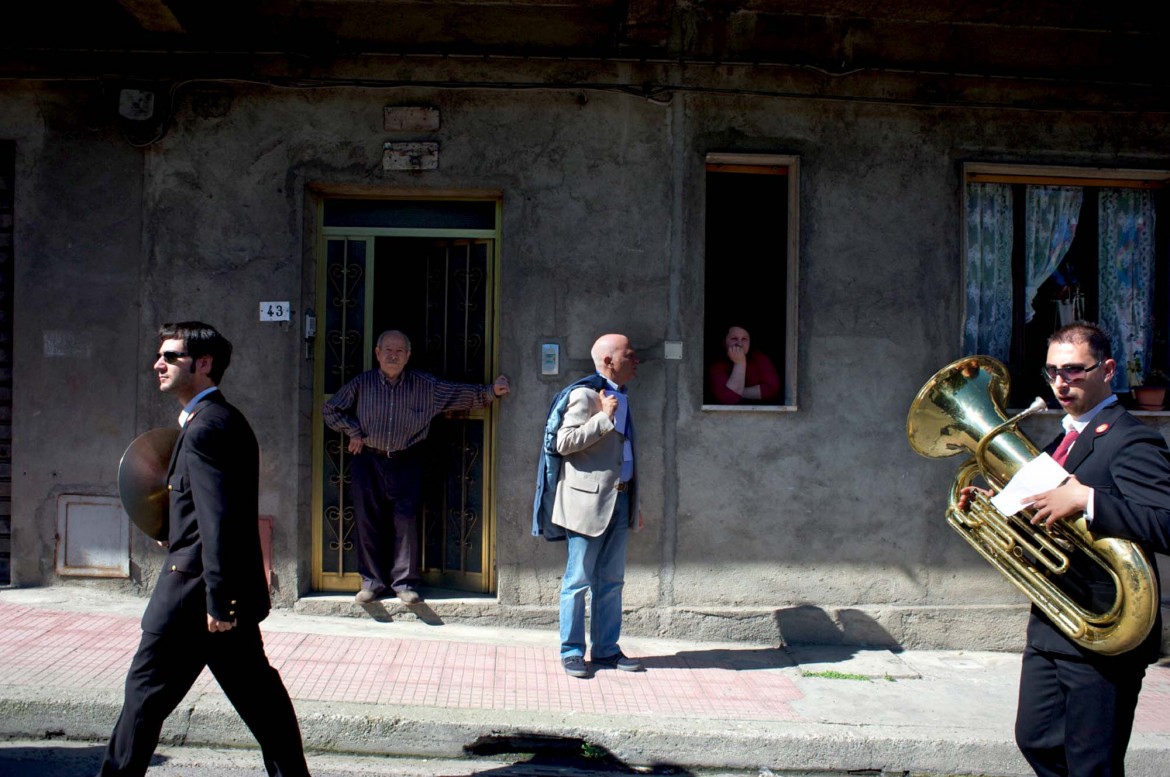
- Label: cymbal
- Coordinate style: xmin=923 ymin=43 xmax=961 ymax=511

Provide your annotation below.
xmin=117 ymin=428 xmax=179 ymax=541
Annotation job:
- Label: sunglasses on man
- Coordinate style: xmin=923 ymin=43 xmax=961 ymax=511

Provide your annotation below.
xmin=1040 ymin=361 xmax=1101 ymax=384
xmin=156 ymin=351 xmax=190 ymax=366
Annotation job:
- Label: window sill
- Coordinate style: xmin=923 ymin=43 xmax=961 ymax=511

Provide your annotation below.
xmin=701 ymin=404 xmax=797 ymax=413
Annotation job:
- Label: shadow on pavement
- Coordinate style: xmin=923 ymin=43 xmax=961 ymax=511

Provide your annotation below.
xmin=638 ymin=647 xmax=790 ymax=671
xmin=466 ymin=733 xmax=693 ymax=775
xmin=358 ymin=600 xmax=445 ymax=625
xmin=407 ymin=603 xmax=445 ymax=625
xmin=0 ymin=743 xmax=162 ymax=776
xmin=358 ymin=601 xmax=394 ymax=623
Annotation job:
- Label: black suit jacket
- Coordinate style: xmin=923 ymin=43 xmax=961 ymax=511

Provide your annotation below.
xmin=1028 ymin=401 xmax=1170 ymax=663
xmin=141 ymin=390 xmax=271 ymax=635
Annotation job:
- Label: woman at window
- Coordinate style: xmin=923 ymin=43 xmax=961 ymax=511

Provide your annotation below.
xmin=707 ymin=325 xmax=780 ymax=404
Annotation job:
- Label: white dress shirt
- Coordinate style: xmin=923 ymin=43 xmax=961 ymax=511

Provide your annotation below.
xmin=179 ymin=386 xmax=219 ymax=428
xmin=605 ymin=378 xmax=635 ymax=483
xmin=1062 ymin=394 xmax=1118 ymax=520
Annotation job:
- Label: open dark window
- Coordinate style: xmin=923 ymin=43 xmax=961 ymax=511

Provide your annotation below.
xmin=703 ymin=153 xmax=799 ymax=409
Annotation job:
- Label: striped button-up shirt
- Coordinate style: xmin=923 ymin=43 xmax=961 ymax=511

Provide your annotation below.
xmin=322 ymin=368 xmax=496 ymax=452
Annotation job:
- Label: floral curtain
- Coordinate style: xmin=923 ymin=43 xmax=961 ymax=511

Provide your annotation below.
xmin=964 ymin=183 xmax=1013 ymax=359
xmin=1099 ymin=188 xmax=1156 ymax=393
xmin=1024 ymin=186 xmax=1082 ymax=324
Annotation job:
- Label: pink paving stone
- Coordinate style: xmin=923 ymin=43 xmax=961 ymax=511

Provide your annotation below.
xmin=0 ymin=601 xmax=808 ymax=721
xmin=1134 ymin=665 xmax=1170 ymax=734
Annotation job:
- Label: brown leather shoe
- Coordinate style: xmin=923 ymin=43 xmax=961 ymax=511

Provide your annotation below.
xmin=354 ymin=589 xmax=380 ymax=604
xmin=396 ymin=588 xmax=423 ymax=604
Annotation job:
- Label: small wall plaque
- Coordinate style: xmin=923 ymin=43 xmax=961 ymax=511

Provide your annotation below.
xmin=259 ymin=302 xmax=291 ymax=321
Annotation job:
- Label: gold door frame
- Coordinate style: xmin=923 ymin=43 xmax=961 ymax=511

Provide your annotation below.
xmin=311 ymin=196 xmax=502 ymax=593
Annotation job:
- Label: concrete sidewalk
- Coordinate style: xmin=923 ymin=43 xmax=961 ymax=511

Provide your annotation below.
xmin=2 ymin=587 xmax=1169 ymax=776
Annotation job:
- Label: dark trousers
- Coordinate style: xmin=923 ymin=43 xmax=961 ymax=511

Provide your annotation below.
xmin=98 ymin=623 xmax=309 ymax=777
xmin=350 ymin=447 xmax=423 ymax=593
xmin=1015 ymin=645 xmax=1146 ymax=777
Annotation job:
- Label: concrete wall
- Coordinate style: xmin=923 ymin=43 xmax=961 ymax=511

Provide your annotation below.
xmin=4 ymin=68 xmax=1169 ymax=649
xmin=2 ymin=85 xmax=147 ymax=590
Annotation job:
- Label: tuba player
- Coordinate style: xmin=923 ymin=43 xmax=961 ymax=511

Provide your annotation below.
xmin=959 ymin=322 xmax=1170 ymax=777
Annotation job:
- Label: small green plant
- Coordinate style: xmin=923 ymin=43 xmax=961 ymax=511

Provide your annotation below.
xmin=802 ymin=669 xmax=871 ymax=681
xmin=581 ymin=743 xmax=606 ymax=759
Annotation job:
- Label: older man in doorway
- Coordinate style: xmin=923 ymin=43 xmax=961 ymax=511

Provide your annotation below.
xmin=323 ymin=329 xmax=509 ymax=604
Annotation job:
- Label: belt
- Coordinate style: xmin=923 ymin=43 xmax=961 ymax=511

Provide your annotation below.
xmin=615 ymin=481 xmax=630 ymax=492
xmin=363 ymin=443 xmax=416 ymax=459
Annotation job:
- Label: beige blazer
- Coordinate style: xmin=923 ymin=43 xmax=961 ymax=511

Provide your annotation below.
xmin=550 ymin=386 xmax=633 ymax=537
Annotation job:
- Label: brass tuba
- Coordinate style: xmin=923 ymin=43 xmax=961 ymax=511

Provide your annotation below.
xmin=907 ymin=355 xmax=1157 ymax=655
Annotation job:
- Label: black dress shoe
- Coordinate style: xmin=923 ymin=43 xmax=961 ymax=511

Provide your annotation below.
xmin=562 ymin=655 xmax=590 ymax=678
xmin=591 ymin=651 xmax=643 ymax=672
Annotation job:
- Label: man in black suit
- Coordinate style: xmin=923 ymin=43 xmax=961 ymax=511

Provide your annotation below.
xmin=98 ymin=322 xmax=310 ymax=777
xmin=962 ymin=321 xmax=1170 ymax=776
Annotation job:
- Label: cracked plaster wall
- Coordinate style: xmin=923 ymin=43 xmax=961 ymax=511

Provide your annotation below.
xmin=4 ymin=76 xmax=1170 ymax=647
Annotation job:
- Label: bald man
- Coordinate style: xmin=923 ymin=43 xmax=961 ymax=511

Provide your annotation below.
xmin=549 ymin=334 xmax=644 ymax=678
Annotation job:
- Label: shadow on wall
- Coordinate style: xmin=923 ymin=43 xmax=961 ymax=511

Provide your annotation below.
xmin=774 ymin=604 xmax=902 ymax=652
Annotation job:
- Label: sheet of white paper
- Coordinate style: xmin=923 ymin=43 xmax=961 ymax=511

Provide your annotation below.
xmin=989 ymin=453 xmax=1070 ymax=516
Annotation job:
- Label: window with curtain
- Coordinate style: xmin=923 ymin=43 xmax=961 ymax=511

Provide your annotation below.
xmin=962 ymin=164 xmax=1170 ymax=409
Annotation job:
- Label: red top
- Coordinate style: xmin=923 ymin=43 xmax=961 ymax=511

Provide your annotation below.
xmin=707 ymin=350 xmax=781 ymax=405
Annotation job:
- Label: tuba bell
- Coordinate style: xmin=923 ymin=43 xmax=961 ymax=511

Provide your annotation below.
xmin=906 ymin=355 xmax=1157 ymax=655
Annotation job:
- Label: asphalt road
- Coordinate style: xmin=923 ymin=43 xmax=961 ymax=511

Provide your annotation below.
xmin=0 ymin=740 xmax=870 ymax=777
xmin=0 ymin=740 xmax=492 ymax=777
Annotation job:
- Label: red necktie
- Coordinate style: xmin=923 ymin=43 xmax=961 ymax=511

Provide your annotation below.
xmin=1052 ymin=429 xmax=1080 ymax=466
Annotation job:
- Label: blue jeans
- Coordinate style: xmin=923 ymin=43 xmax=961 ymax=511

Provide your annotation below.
xmin=559 ymin=492 xmax=629 ymax=659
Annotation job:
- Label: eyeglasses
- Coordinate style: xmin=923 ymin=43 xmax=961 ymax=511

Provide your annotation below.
xmin=1041 ymin=361 xmax=1101 ymax=384
xmin=156 ymin=350 xmax=190 ymax=365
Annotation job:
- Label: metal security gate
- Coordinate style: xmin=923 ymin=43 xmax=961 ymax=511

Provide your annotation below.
xmin=312 ymin=198 xmax=500 ymax=595
xmin=417 ymin=240 xmax=493 ymax=590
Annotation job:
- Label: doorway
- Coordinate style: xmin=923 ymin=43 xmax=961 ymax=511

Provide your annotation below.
xmin=312 ymin=197 xmax=501 ymax=594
